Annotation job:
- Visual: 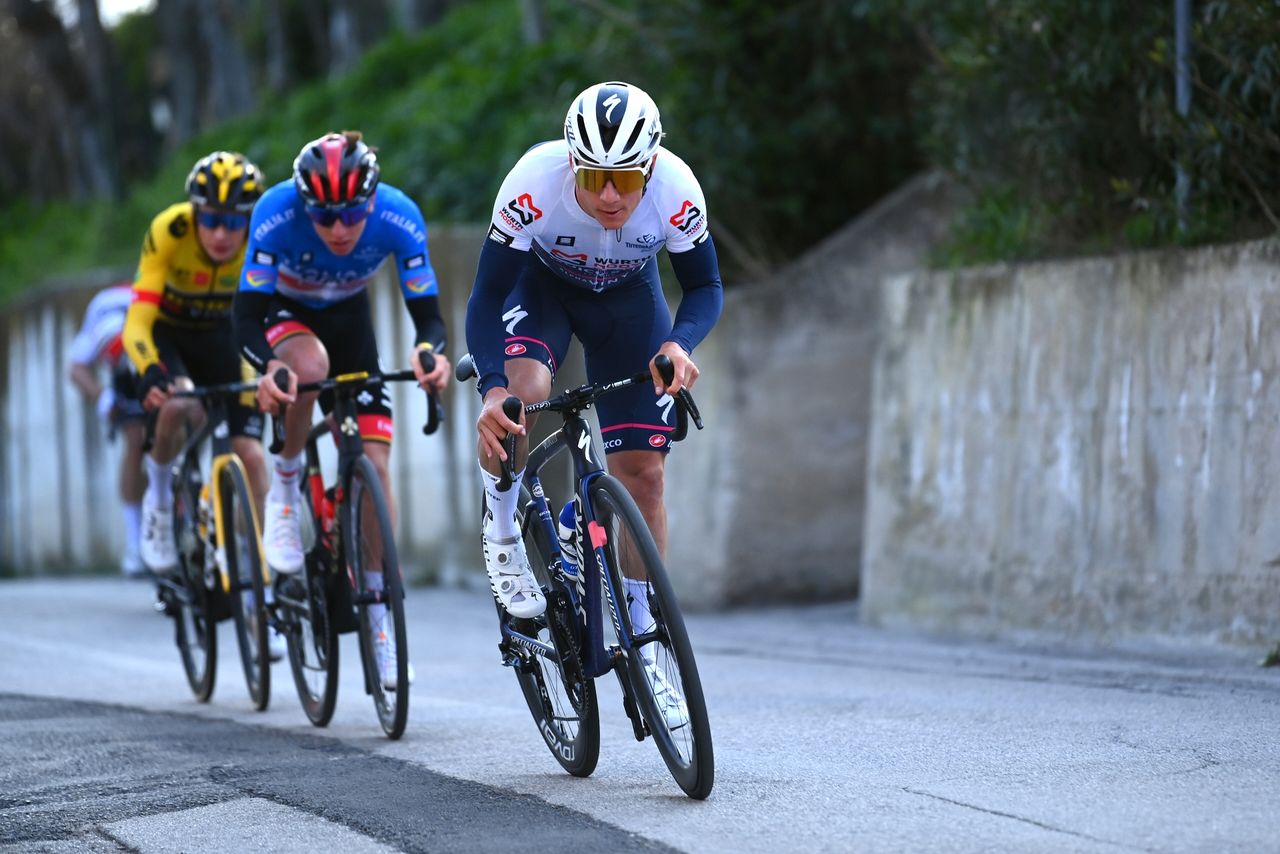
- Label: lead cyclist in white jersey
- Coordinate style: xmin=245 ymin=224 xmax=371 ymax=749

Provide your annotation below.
xmin=465 ymin=81 xmax=724 ymax=719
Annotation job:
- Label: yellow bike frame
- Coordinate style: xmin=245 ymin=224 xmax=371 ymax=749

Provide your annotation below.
xmin=209 ymin=452 xmax=270 ymax=594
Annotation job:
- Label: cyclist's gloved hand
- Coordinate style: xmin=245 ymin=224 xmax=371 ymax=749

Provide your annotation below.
xmin=95 ymin=386 xmax=116 ymax=423
xmin=477 ymin=387 xmax=524 ymax=462
xmin=139 ymin=363 xmax=172 ymax=412
xmin=410 ymin=343 xmax=451 ymax=395
xmin=256 ymin=358 xmax=296 ymax=415
xmin=651 ymin=341 xmax=699 ymax=395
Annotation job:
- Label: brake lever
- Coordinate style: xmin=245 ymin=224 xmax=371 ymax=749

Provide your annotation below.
xmin=268 ymin=367 xmax=290 ymax=455
xmin=496 ymin=396 xmax=523 ymax=491
xmin=418 ymin=349 xmax=444 ymax=436
xmin=652 ymin=354 xmax=704 ymax=441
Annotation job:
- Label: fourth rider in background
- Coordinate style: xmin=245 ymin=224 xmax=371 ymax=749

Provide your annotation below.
xmin=67 ymin=282 xmax=147 ymax=578
xmin=464 ymin=81 xmax=724 ymax=725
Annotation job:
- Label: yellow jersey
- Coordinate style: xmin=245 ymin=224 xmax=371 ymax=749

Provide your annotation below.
xmin=123 ymin=202 xmax=246 ymax=373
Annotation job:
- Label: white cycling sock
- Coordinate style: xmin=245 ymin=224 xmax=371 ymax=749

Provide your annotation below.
xmin=122 ymin=502 xmax=141 ymax=555
xmin=626 ymin=578 xmax=654 ymax=635
xmin=366 ymin=571 xmax=386 ymax=632
xmin=480 ymin=465 xmax=523 ymax=540
xmin=145 ymin=456 xmax=172 ymax=504
xmin=271 ymin=453 xmax=302 ymax=501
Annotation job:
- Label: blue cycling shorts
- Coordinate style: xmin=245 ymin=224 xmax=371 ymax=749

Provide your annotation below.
xmin=501 ymin=259 xmax=678 ymax=454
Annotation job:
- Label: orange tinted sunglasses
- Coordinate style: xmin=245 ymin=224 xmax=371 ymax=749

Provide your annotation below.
xmin=572 ymin=165 xmax=649 ymax=194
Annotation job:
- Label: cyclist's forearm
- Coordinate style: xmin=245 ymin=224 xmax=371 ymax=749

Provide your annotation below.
xmin=667 ymin=236 xmax=724 ymax=353
xmin=466 ymin=239 xmax=527 ymax=395
xmin=234 ymin=289 xmax=276 ymax=373
xmin=404 ymin=294 xmax=447 ymax=353
xmin=122 ymin=296 xmax=162 ymax=374
xmin=68 ymin=362 xmax=100 ymax=399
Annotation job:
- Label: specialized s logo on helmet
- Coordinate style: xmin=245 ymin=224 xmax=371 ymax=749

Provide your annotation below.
xmin=564 ymin=81 xmax=664 ymax=169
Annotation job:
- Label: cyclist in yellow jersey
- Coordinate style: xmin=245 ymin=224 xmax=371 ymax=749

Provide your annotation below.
xmin=122 ymin=152 xmax=271 ymax=589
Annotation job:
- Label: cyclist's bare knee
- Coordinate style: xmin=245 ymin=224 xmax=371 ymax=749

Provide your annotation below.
xmin=504 ymin=358 xmax=551 ymax=432
xmin=611 ymin=451 xmax=665 ymax=505
xmin=277 ymin=334 xmax=329 ymax=383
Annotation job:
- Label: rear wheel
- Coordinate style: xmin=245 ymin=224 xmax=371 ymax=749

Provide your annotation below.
xmin=591 ymin=475 xmax=714 ymax=799
xmin=347 ymin=456 xmax=409 ymax=739
xmin=172 ymin=465 xmax=216 ymax=702
xmin=511 ymin=486 xmax=600 ymax=778
xmin=221 ymin=459 xmax=270 ymax=711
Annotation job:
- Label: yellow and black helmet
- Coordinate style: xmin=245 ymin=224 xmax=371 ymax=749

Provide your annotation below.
xmin=186 ymin=151 xmax=265 ymax=213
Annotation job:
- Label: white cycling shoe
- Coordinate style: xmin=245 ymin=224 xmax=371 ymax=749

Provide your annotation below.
xmin=267 ymin=626 xmax=287 ymax=662
xmin=139 ymin=492 xmax=177 ymax=573
xmin=264 ymin=493 xmax=305 ymax=574
xmin=374 ymin=629 xmax=414 ymax=691
xmin=482 ymin=528 xmax=545 ymax=619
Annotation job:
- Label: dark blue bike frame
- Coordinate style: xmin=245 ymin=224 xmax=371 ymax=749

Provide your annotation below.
xmin=501 ymin=409 xmax=633 ymax=680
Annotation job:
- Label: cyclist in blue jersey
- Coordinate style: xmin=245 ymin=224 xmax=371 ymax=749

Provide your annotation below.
xmin=465 ymin=82 xmax=723 ymax=721
xmin=234 ymin=131 xmax=450 ymax=689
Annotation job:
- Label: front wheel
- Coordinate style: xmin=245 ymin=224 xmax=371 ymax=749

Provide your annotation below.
xmin=591 ymin=475 xmax=714 ymax=799
xmin=220 ymin=458 xmax=270 ymax=711
xmin=346 ymin=456 xmax=409 ymax=740
xmin=511 ymin=485 xmax=600 ymax=778
xmin=172 ymin=465 xmax=216 ymax=702
xmin=283 ymin=559 xmax=339 ymax=728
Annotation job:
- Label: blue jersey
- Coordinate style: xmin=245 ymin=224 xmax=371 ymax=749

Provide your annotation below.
xmin=238 ymin=180 xmax=439 ymax=309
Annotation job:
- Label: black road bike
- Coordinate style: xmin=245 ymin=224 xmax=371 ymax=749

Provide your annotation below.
xmin=269 ymin=357 xmax=442 ymax=739
xmin=154 ymin=378 xmax=272 ymax=709
xmin=458 ymin=353 xmax=715 ymax=798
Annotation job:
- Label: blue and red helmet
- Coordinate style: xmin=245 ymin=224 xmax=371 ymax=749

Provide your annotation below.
xmin=292 ymin=131 xmax=380 ymax=208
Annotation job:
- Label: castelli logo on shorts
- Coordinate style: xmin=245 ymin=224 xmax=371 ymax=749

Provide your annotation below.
xmin=505 ymin=343 xmax=527 ymax=356
xmin=649 ymin=434 xmax=667 ymax=447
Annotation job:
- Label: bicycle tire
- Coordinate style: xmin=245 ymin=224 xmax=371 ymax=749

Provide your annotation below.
xmin=590 ymin=475 xmax=715 ymax=799
xmin=172 ymin=464 xmax=216 ymax=702
xmin=346 ymin=456 xmax=409 ymax=739
xmin=510 ymin=486 xmax=600 ymax=778
xmin=284 ymin=565 xmax=340 ymax=727
xmin=221 ymin=459 xmax=270 ymax=711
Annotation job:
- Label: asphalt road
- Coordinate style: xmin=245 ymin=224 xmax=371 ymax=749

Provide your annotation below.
xmin=1 ymin=578 xmax=1278 ymax=853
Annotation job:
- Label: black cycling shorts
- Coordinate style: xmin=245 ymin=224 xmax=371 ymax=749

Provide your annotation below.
xmin=152 ymin=322 xmax=264 ymax=440
xmin=263 ymin=291 xmax=393 ymax=444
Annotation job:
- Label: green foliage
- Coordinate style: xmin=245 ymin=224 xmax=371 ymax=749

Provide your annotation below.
xmin=593 ymin=0 xmax=922 ymax=269
xmin=930 ymin=186 xmax=1049 ymax=267
xmin=888 ymin=0 xmax=1280 ymax=259
xmin=1 ymin=0 xmax=924 ymax=299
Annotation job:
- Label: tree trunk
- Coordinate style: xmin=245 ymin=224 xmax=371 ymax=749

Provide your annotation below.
xmin=328 ymin=0 xmax=359 ymax=76
xmin=200 ymin=0 xmax=256 ymax=123
xmin=74 ymin=0 xmax=120 ymax=197
xmin=520 ymin=0 xmax=546 ymax=45
xmin=391 ymin=0 xmax=455 ymax=32
xmin=261 ymin=0 xmax=291 ymax=92
xmin=157 ymin=0 xmax=199 ymax=149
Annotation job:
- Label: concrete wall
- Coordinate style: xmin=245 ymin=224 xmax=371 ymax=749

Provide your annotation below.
xmin=1 ymin=178 xmax=963 ymax=610
xmin=0 ymin=228 xmax=488 ymax=580
xmin=664 ymin=174 xmax=963 ymax=607
xmin=863 ymin=238 xmax=1280 ymax=646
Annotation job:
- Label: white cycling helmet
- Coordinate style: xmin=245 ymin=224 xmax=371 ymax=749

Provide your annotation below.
xmin=564 ymin=81 xmax=664 ymax=169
